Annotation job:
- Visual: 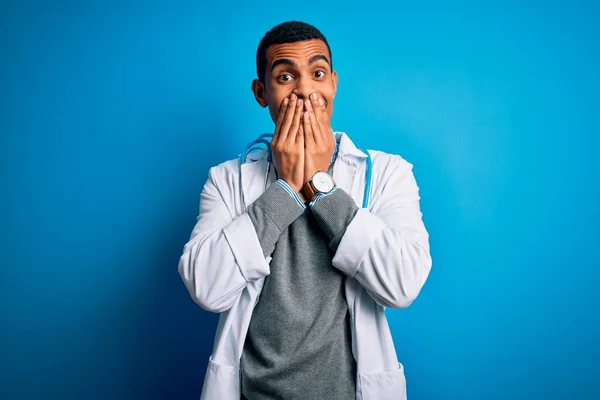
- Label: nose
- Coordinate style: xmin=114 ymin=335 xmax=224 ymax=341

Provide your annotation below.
xmin=292 ymin=74 xmax=315 ymax=101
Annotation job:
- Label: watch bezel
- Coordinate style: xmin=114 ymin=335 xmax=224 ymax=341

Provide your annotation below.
xmin=311 ymin=171 xmax=335 ymax=193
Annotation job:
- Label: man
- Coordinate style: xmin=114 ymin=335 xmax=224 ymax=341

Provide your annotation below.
xmin=179 ymin=21 xmax=432 ymax=400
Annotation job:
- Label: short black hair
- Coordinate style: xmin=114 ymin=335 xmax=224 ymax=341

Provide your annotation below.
xmin=256 ymin=21 xmax=332 ymax=83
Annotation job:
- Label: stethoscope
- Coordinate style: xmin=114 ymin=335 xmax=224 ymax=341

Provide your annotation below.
xmin=239 ymin=133 xmax=373 ymax=210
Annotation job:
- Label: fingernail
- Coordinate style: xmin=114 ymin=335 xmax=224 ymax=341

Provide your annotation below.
xmin=290 ymin=93 xmax=297 ymax=101
xmin=311 ymin=93 xmax=317 ymax=101
xmin=319 ymin=97 xmax=324 ymax=106
xmin=297 ymin=99 xmax=303 ymax=107
xmin=306 ymin=100 xmax=312 ymax=109
xmin=304 ymin=111 xmax=309 ymax=119
xmin=283 ymin=98 xmax=289 ymax=105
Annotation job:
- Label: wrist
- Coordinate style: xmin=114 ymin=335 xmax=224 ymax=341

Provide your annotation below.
xmin=302 ymin=171 xmax=335 ymax=202
xmin=279 ymin=178 xmax=302 ymax=194
xmin=297 ymin=190 xmax=308 ymax=204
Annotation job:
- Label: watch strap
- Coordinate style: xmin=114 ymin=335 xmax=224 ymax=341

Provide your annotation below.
xmin=302 ymin=180 xmax=318 ymax=202
xmin=302 ymin=171 xmax=337 ymax=202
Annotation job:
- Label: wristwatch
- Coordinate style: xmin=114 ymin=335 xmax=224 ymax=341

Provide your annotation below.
xmin=302 ymin=171 xmax=336 ymax=202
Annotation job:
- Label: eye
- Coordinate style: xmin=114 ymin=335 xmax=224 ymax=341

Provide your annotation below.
xmin=277 ymin=73 xmax=294 ymax=83
xmin=313 ymin=70 xmax=326 ymax=79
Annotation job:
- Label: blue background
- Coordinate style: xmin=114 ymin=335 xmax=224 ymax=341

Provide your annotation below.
xmin=2 ymin=1 xmax=599 ymax=399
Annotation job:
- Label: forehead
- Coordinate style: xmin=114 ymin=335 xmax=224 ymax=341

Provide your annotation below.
xmin=266 ymin=39 xmax=330 ymax=66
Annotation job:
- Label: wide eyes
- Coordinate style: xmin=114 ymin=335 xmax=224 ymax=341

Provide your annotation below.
xmin=276 ymin=69 xmax=327 ymax=83
xmin=278 ymin=73 xmax=293 ymax=82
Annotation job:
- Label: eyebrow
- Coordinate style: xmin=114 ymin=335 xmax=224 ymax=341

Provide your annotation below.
xmin=270 ymin=54 xmax=331 ymax=71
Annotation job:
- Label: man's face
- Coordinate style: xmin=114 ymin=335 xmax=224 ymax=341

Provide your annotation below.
xmin=253 ymin=39 xmax=338 ymax=124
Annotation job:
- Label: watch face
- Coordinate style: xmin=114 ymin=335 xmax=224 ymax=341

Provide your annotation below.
xmin=312 ymin=172 xmax=335 ymax=193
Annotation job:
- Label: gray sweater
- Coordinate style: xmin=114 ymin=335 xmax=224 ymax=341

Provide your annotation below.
xmin=240 ymin=172 xmax=359 ymax=400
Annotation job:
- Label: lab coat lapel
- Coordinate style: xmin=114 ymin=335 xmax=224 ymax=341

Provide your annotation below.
xmin=240 ymin=157 xmax=264 ymax=211
xmin=240 ymin=153 xmax=276 ymax=211
xmin=332 ymin=156 xmax=357 ymax=196
xmin=332 ymin=132 xmax=369 ymax=206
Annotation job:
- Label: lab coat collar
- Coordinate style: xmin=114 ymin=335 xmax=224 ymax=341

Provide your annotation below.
xmin=249 ymin=130 xmax=367 ymax=162
xmin=334 ymin=131 xmax=369 ymax=160
xmin=240 ymin=130 xmax=367 ymax=207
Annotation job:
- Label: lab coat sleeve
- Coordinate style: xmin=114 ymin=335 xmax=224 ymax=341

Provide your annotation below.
xmin=178 ymin=167 xmax=272 ymax=313
xmin=330 ymin=158 xmax=432 ymax=309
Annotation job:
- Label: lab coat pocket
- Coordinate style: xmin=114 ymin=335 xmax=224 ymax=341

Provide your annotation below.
xmin=200 ymin=355 xmax=240 ymax=400
xmin=356 ymin=363 xmax=407 ymax=400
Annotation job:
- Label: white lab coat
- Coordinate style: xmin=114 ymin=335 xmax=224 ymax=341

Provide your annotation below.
xmin=179 ymin=131 xmax=432 ymax=400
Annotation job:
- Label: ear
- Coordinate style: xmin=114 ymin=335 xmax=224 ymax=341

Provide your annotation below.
xmin=251 ymin=79 xmax=268 ymax=108
xmin=331 ymin=70 xmax=338 ymax=98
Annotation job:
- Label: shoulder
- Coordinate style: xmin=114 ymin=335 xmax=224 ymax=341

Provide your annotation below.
xmin=364 ymin=149 xmax=421 ymax=209
xmin=206 ymin=157 xmax=241 ymax=185
xmin=367 ymin=148 xmax=414 ymax=179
